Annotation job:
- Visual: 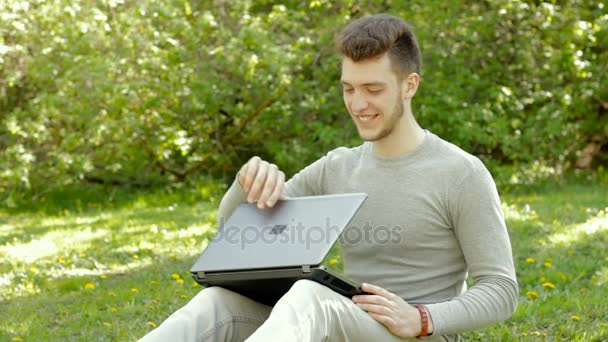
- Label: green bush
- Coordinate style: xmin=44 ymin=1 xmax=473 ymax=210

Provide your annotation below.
xmin=1 ymin=0 xmax=606 ymax=202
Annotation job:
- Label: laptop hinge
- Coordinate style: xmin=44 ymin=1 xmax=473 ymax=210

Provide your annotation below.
xmin=197 ymin=271 xmax=206 ymax=279
xmin=302 ymin=265 xmax=311 ymax=273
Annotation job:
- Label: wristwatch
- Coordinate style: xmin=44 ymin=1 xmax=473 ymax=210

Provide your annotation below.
xmin=415 ymin=304 xmax=431 ymax=339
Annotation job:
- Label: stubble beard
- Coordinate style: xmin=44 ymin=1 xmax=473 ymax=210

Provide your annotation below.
xmin=358 ymin=97 xmax=404 ymax=142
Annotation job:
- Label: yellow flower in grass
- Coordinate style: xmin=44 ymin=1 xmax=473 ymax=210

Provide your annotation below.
xmin=176 ymin=278 xmax=185 ymax=285
xmin=147 ymin=321 xmax=157 ymax=328
xmin=131 ymin=288 xmax=139 ymax=293
xmin=12 ymin=337 xmax=23 ymax=341
xmin=540 ymin=276 xmax=547 ymax=283
xmin=100 ymin=275 xmax=108 ymax=279
xmin=103 ymin=322 xmax=111 ymax=327
xmin=557 ymin=272 xmax=567 ymax=281
xmin=543 ymin=260 xmax=552 ymax=268
xmin=192 ymin=282 xmax=200 ymax=287
xmin=84 ymin=282 xmax=95 ymax=289
xmin=171 ymin=273 xmax=181 ymax=280
xmin=525 ymin=257 xmax=536 ymax=263
xmin=542 ymin=282 xmax=555 ymax=289
xmin=571 ymin=315 xmax=580 ymax=321
xmin=530 ymin=331 xmax=541 ymax=336
xmin=111 ymin=307 xmax=119 ymax=313
xmin=180 ymin=294 xmax=188 ymax=299
xmin=526 ymin=290 xmax=539 ymax=300
xmin=329 ymin=258 xmax=339 ymax=265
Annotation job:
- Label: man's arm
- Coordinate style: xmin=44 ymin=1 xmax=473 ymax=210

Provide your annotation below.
xmin=425 ymin=163 xmax=519 ymax=335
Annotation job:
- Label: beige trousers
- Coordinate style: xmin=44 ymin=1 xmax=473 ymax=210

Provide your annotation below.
xmin=139 ymin=280 xmax=455 ymax=342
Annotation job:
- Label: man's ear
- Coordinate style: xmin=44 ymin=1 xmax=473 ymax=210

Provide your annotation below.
xmin=402 ymin=73 xmax=420 ymax=99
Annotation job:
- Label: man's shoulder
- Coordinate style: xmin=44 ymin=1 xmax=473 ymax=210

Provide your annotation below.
xmin=324 ymin=144 xmax=367 ymax=162
xmin=427 ymin=132 xmax=487 ymax=175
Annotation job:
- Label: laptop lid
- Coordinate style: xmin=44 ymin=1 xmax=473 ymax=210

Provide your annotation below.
xmin=190 ymin=193 xmax=367 ymax=273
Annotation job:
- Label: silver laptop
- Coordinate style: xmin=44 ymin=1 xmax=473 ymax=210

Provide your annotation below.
xmin=190 ymin=193 xmax=367 ymax=305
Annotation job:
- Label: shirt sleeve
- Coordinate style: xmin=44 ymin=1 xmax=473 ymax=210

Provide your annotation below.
xmin=215 ymin=176 xmax=248 ymax=227
xmin=425 ymin=162 xmax=519 ymax=336
xmin=283 ymin=154 xmax=330 ymax=198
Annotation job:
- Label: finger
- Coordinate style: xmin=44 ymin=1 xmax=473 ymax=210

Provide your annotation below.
xmin=361 ymin=283 xmax=392 ymax=299
xmin=356 ymin=303 xmax=394 ymax=316
xmin=247 ymin=160 xmax=269 ymax=203
xmin=265 ymin=170 xmax=285 ymax=207
xmin=243 ymin=156 xmax=261 ymax=193
xmin=257 ymin=164 xmax=278 ymax=208
xmin=353 ymin=294 xmax=392 ymax=307
xmin=367 ymin=312 xmax=396 ymax=329
xmin=238 ymin=163 xmax=249 ymax=188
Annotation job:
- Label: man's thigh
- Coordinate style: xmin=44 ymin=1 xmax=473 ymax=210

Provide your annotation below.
xmin=140 ymin=286 xmax=272 ymax=342
xmin=309 ymin=285 xmax=454 ymax=342
xmin=250 ymin=280 xmax=455 ymax=342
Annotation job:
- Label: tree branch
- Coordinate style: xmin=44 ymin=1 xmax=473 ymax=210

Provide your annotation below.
xmin=224 ymin=96 xmax=277 ymax=142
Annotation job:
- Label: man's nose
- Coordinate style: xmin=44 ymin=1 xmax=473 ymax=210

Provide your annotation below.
xmin=351 ymin=92 xmax=368 ymax=112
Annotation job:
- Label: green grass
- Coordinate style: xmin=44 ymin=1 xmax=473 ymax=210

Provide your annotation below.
xmin=0 ymin=177 xmax=606 ymax=341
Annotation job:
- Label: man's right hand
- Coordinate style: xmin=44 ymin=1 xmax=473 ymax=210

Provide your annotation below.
xmin=238 ymin=156 xmax=286 ymax=209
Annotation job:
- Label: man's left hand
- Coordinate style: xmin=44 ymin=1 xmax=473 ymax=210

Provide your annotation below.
xmin=352 ymin=283 xmax=429 ymax=338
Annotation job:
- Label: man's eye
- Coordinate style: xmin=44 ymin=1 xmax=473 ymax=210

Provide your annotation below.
xmin=343 ymin=88 xmax=354 ymax=93
xmin=368 ymin=89 xmax=383 ymax=94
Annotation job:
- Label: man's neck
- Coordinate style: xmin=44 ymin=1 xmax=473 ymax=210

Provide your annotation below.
xmin=372 ymin=114 xmax=425 ymax=158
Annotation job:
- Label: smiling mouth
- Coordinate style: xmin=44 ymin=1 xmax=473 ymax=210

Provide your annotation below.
xmin=356 ymin=114 xmax=379 ymax=123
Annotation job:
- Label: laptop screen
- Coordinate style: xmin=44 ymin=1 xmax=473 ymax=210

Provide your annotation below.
xmin=191 ymin=193 xmax=367 ymax=273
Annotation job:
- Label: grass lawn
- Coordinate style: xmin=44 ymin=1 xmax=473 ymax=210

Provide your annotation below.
xmin=0 ymin=177 xmax=607 ymax=341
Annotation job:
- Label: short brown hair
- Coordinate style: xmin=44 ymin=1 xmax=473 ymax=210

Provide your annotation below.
xmin=338 ymin=14 xmax=421 ymax=76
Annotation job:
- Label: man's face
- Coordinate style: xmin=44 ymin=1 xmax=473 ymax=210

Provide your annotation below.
xmin=341 ymin=53 xmax=404 ymax=142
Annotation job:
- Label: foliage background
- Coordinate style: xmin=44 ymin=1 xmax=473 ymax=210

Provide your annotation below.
xmin=1 ymin=0 xmax=607 ymax=201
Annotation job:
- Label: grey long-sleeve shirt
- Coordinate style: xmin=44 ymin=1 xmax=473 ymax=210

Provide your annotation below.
xmin=217 ymin=130 xmax=518 ymax=336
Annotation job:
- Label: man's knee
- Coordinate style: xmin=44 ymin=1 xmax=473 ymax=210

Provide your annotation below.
xmin=291 ymin=279 xmax=329 ymax=293
xmin=187 ymin=286 xmax=238 ymax=308
xmin=280 ymin=279 xmax=335 ymax=304
xmin=200 ymin=286 xmax=232 ymax=299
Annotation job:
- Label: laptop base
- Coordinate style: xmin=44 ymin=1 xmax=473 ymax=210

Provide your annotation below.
xmin=192 ymin=265 xmax=364 ymax=306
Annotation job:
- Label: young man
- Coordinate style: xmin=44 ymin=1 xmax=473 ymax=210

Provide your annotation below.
xmin=140 ymin=13 xmax=518 ymax=341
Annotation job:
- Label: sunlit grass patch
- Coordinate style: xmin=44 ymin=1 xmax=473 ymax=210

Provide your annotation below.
xmin=548 ymin=208 xmax=607 ymax=246
xmin=483 ymin=180 xmax=608 ymax=341
xmin=0 ymin=201 xmax=216 ymax=302
xmin=0 ymin=181 xmax=224 ymax=340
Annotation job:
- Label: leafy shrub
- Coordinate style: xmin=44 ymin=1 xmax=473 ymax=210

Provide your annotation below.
xmin=1 ymin=0 xmax=606 ymax=202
